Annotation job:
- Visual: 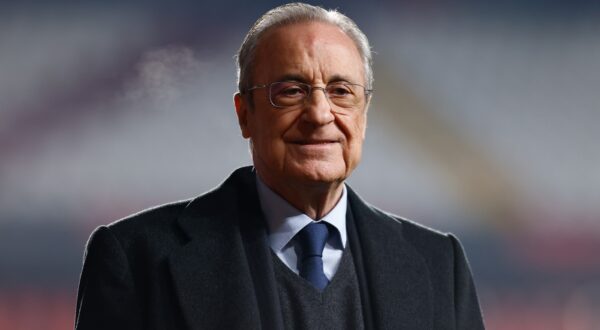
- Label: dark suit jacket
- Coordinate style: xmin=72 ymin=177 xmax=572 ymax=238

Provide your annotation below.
xmin=75 ymin=166 xmax=484 ymax=329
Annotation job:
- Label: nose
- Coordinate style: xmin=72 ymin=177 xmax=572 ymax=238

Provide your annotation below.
xmin=302 ymin=87 xmax=334 ymax=125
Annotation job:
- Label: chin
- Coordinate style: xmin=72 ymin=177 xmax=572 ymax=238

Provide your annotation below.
xmin=288 ymin=162 xmax=348 ymax=185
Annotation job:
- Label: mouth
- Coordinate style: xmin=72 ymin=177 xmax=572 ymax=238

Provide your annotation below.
xmin=289 ymin=139 xmax=340 ymax=145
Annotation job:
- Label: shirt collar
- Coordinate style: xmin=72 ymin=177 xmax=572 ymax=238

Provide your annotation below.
xmin=256 ymin=176 xmax=348 ymax=253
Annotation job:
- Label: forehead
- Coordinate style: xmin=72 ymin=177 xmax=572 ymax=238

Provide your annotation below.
xmin=252 ymin=21 xmax=365 ymax=84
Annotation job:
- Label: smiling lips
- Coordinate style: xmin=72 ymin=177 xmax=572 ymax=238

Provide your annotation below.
xmin=288 ymin=140 xmax=340 ymax=155
xmin=289 ymin=139 xmax=340 ymax=146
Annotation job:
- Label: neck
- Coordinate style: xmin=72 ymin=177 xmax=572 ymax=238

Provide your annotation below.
xmin=257 ymin=172 xmax=344 ymax=220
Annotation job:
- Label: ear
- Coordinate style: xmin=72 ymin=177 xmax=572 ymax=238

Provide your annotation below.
xmin=234 ymin=92 xmax=251 ymax=138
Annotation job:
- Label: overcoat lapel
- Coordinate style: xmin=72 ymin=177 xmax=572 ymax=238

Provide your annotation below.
xmin=237 ymin=169 xmax=285 ymax=330
xmin=347 ymin=188 xmax=434 ymax=330
xmin=167 ymin=168 xmax=283 ymax=329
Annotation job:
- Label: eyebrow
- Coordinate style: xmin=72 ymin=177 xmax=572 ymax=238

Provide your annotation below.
xmin=327 ymin=74 xmax=355 ymax=84
xmin=276 ymin=74 xmax=307 ymax=83
xmin=274 ymin=73 xmax=356 ymax=85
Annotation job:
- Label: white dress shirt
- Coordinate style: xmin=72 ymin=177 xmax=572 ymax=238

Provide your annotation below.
xmin=256 ymin=177 xmax=347 ymax=280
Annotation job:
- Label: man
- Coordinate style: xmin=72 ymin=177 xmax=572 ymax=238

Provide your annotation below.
xmin=75 ymin=3 xmax=485 ymax=329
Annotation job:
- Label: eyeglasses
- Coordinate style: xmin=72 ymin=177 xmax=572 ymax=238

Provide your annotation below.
xmin=244 ymin=81 xmax=372 ymax=110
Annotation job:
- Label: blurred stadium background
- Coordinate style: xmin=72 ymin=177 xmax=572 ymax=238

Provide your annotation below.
xmin=1 ymin=1 xmax=599 ymax=329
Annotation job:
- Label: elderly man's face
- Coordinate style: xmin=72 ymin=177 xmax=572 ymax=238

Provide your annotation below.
xmin=235 ymin=22 xmax=368 ymax=189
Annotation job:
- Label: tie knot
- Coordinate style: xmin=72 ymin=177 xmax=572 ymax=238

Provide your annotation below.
xmin=296 ymin=222 xmax=330 ymax=258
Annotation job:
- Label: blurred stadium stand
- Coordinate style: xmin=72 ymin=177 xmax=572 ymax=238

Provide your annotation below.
xmin=1 ymin=1 xmax=599 ymax=329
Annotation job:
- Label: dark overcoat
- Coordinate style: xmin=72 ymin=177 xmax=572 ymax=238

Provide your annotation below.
xmin=75 ymin=167 xmax=484 ymax=329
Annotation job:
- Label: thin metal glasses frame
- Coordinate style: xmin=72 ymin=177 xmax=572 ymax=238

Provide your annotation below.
xmin=244 ymin=81 xmax=372 ymax=109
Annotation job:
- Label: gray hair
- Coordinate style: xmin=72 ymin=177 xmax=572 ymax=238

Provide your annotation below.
xmin=235 ymin=2 xmax=373 ymax=93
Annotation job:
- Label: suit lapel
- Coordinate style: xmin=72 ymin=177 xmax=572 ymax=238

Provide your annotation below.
xmin=347 ymin=188 xmax=434 ymax=330
xmin=168 ymin=168 xmax=282 ymax=329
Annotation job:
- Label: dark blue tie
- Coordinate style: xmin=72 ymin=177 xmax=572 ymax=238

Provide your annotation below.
xmin=296 ymin=222 xmax=330 ymax=290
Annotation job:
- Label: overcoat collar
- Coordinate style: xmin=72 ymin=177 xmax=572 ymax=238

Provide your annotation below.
xmin=168 ymin=167 xmax=432 ymax=329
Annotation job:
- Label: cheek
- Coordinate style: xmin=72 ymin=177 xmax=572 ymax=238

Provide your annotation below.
xmin=339 ymin=113 xmax=366 ymax=143
xmin=337 ymin=113 xmax=366 ymax=160
xmin=346 ymin=137 xmax=364 ymax=164
xmin=357 ymin=116 xmax=367 ymax=141
xmin=250 ymin=112 xmax=292 ymax=157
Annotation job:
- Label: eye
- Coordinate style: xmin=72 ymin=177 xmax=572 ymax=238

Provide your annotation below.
xmin=272 ymin=82 xmax=308 ymax=98
xmin=327 ymin=83 xmax=353 ymax=97
xmin=281 ymin=86 xmax=306 ymax=97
